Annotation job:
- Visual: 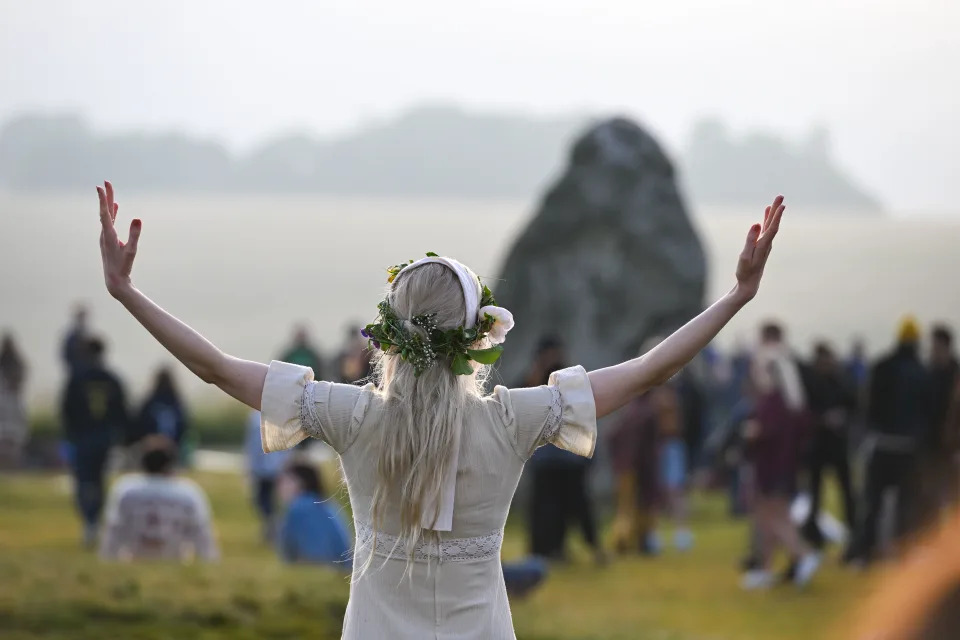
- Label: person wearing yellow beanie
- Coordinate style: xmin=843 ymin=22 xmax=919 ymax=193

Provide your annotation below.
xmin=898 ymin=316 xmax=921 ymax=344
xmin=847 ymin=315 xmax=932 ymax=566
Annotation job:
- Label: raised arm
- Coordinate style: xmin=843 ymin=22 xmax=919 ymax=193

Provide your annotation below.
xmin=97 ymin=181 xmax=267 ymax=409
xmin=589 ymin=195 xmax=786 ymax=419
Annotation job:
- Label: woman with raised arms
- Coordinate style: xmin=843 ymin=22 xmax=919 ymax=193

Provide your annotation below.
xmin=95 ymin=181 xmax=785 ymax=639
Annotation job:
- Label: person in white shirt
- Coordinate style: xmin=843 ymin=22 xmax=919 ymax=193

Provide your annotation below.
xmin=100 ymin=435 xmax=218 ymax=562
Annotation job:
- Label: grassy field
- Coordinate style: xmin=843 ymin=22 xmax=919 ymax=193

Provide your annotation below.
xmin=0 ymin=470 xmax=875 ymax=640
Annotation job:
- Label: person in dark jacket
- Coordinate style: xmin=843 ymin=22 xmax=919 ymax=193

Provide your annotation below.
xmin=848 ymin=317 xmax=932 ymax=565
xmin=918 ymin=325 xmax=960 ymax=523
xmin=61 ymin=337 xmax=129 ymax=547
xmin=800 ymin=342 xmax=858 ymax=549
xmin=137 ymin=368 xmax=187 ymax=448
xmin=525 ymin=337 xmax=603 ymax=564
xmin=930 ymin=326 xmax=959 ymax=439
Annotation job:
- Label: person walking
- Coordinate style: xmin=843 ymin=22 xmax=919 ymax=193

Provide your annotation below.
xmin=741 ymin=322 xmax=820 ymax=590
xmin=800 ymin=342 xmax=858 ymax=551
xmin=61 ymin=336 xmax=129 ymax=547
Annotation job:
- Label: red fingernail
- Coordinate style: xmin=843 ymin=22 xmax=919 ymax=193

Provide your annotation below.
xmin=133 ymin=219 xmax=142 ymax=227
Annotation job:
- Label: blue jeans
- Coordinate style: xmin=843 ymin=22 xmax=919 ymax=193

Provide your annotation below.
xmin=254 ymin=477 xmax=277 ymax=522
xmin=72 ymin=439 xmax=110 ymax=528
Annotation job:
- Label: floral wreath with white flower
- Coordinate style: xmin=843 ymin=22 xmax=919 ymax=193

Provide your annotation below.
xmin=362 ymin=252 xmax=515 ymax=376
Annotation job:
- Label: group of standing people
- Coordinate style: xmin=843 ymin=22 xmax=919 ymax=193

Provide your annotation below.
xmin=518 ymin=314 xmax=960 ymax=593
xmin=725 ymin=317 xmax=960 ymax=589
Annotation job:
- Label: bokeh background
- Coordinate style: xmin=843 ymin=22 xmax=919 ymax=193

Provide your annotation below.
xmin=1 ymin=1 xmax=959 ymax=639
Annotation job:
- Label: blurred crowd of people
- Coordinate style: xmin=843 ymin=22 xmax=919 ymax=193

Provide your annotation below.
xmin=597 ymin=315 xmax=960 ymax=591
xmin=2 ymin=305 xmax=958 ymax=604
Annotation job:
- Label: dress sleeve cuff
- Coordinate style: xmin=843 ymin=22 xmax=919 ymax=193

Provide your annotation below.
xmin=547 ymin=365 xmax=598 ymax=458
xmin=260 ymin=360 xmax=315 ymax=453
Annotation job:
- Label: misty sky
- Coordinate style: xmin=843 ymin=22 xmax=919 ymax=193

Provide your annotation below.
xmin=2 ymin=0 xmax=957 ymax=211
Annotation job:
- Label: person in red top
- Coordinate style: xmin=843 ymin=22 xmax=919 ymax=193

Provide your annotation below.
xmin=741 ymin=322 xmax=819 ymax=590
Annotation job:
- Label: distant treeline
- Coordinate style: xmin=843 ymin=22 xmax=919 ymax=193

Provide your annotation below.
xmin=0 ymin=105 xmax=880 ymax=210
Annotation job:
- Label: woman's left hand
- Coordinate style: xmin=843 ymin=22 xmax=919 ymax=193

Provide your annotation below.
xmin=734 ymin=195 xmax=785 ymax=302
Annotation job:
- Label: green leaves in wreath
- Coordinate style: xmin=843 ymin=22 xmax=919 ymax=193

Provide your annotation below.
xmin=386 ymin=252 xmax=440 ymax=283
xmin=467 ymin=345 xmax=503 ymax=365
xmin=450 ymin=346 xmax=504 ymax=376
xmin=371 ymin=252 xmax=506 ymax=376
xmin=479 ymin=283 xmax=496 ymax=309
xmin=451 ymin=353 xmax=475 ymax=376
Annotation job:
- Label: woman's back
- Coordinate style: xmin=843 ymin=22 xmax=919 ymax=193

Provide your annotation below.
xmin=261 ymin=360 xmax=596 ymax=639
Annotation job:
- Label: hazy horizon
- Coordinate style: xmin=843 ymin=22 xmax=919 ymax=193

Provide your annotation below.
xmin=2 ymin=192 xmax=957 ymax=410
xmin=2 ymin=0 xmax=958 ymax=212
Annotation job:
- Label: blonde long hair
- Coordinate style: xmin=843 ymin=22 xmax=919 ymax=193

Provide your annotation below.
xmin=365 ymin=262 xmax=489 ymax=573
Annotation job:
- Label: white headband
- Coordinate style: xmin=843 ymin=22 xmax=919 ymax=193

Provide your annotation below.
xmin=396 ymin=256 xmax=482 ymax=329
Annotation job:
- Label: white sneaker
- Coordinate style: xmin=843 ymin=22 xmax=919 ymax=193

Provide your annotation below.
xmin=82 ymin=523 xmax=98 ymax=549
xmin=674 ymin=529 xmax=694 ymax=552
xmin=794 ymin=553 xmax=822 ymax=587
xmin=740 ymin=570 xmax=775 ymax=590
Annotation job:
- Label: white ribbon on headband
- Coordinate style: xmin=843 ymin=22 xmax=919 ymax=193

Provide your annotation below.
xmin=400 ymin=256 xmax=481 ymax=328
xmin=394 ymin=255 xmax=511 ymax=531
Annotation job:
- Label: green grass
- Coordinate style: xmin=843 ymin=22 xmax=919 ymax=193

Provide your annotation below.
xmin=27 ymin=404 xmax=251 ymax=450
xmin=0 ymin=471 xmax=872 ymax=639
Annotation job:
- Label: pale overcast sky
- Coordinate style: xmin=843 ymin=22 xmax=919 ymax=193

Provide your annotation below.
xmin=1 ymin=0 xmax=957 ymax=211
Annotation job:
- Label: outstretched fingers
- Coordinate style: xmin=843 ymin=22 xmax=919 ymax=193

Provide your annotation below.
xmin=761 ymin=195 xmax=783 ymax=233
xmin=741 ymin=223 xmax=761 ymax=258
xmin=105 ymin=181 xmax=116 ymax=221
xmin=121 ymin=219 xmax=142 ymax=274
xmin=97 ymin=186 xmax=119 ymax=243
xmin=758 ymin=201 xmax=785 ymax=250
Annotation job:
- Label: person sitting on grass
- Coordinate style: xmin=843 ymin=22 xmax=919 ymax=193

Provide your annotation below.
xmin=276 ymin=460 xmax=352 ymax=569
xmin=99 ymin=435 xmax=219 ymax=562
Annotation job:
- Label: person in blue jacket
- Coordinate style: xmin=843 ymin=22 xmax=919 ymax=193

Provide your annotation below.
xmin=277 ymin=461 xmax=352 ymax=570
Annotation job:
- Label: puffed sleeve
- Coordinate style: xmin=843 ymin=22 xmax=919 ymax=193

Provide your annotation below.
xmin=490 ymin=365 xmax=597 ymax=461
xmin=260 ymin=360 xmax=373 ymax=454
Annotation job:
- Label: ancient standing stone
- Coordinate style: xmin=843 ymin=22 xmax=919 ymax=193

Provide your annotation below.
xmin=494 ymin=117 xmax=707 ymax=386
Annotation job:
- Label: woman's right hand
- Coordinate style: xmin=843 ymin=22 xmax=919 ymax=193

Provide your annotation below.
xmin=97 ymin=181 xmax=141 ymax=299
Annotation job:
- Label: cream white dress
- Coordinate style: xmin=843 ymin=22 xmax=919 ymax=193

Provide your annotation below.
xmin=260 ymin=360 xmax=597 ymax=640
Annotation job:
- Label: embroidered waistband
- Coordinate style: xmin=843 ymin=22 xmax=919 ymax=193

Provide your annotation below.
xmin=354 ymin=522 xmax=503 ymax=563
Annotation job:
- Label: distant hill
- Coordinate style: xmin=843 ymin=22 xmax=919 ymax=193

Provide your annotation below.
xmin=683 ymin=119 xmax=880 ymax=212
xmin=0 ymin=106 xmax=881 ymax=210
